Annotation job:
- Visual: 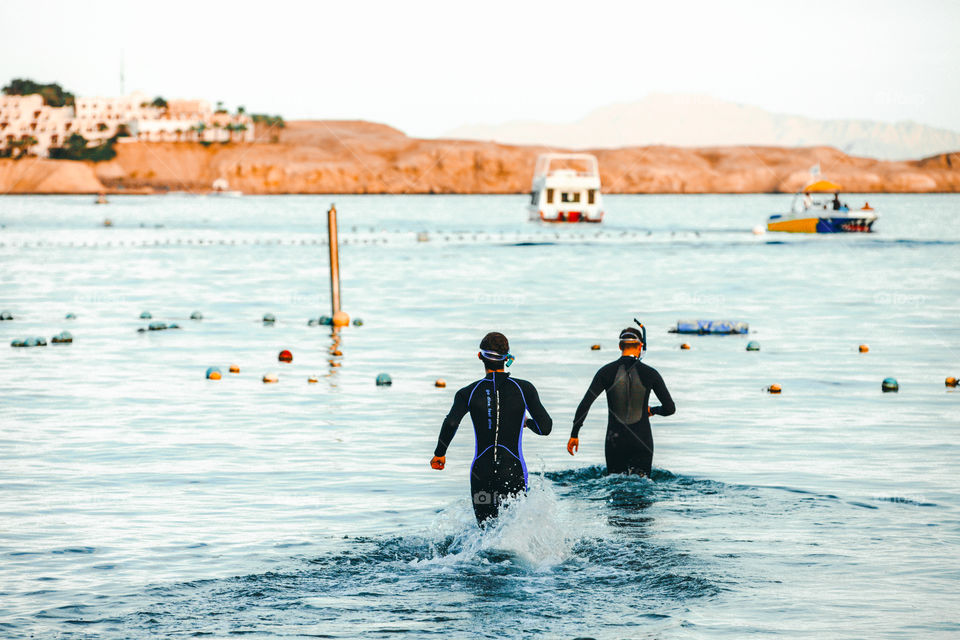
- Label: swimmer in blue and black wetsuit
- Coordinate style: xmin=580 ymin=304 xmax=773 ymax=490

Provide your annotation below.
xmin=430 ymin=332 xmax=553 ymax=526
xmin=567 ymin=325 xmax=675 ymax=477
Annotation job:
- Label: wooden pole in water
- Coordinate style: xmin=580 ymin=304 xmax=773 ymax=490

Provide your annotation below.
xmin=327 ymin=204 xmax=349 ymax=327
xmin=328 ymin=204 xmax=341 ymax=316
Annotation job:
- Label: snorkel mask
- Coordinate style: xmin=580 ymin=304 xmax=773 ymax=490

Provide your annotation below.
xmin=479 ymin=349 xmax=514 ymax=367
xmin=620 ymin=318 xmax=647 ymax=358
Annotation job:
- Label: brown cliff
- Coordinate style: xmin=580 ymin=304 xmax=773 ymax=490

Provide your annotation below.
xmin=2 ymin=120 xmax=959 ymax=194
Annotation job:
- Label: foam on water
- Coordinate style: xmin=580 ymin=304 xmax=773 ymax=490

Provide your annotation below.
xmin=413 ymin=477 xmax=599 ymax=570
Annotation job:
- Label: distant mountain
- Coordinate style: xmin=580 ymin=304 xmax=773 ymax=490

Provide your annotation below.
xmin=445 ymin=94 xmax=960 ymax=160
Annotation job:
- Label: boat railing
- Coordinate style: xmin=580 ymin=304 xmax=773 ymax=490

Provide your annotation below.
xmin=533 ymin=153 xmax=600 ymax=178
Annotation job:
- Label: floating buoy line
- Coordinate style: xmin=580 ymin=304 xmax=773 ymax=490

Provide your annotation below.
xmin=0 ymin=228 xmax=758 ymax=251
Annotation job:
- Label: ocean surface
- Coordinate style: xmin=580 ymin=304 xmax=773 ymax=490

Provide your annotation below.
xmin=1 ymin=193 xmax=958 ymax=639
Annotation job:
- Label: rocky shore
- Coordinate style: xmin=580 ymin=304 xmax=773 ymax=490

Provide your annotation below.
xmin=2 ymin=120 xmax=958 ymax=194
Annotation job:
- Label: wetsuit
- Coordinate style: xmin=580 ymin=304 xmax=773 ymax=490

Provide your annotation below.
xmin=434 ymin=371 xmax=552 ymax=526
xmin=572 ymin=356 xmax=675 ymax=476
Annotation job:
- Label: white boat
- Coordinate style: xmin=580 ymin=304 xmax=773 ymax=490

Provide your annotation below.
xmin=211 ymin=178 xmax=243 ymax=197
xmin=527 ymin=153 xmax=604 ymax=223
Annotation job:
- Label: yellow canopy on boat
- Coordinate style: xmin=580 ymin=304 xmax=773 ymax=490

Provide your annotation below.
xmin=803 ymin=180 xmax=842 ymax=193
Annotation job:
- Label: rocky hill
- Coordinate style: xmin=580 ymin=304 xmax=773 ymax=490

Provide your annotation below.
xmin=1 ymin=120 xmax=958 ymax=194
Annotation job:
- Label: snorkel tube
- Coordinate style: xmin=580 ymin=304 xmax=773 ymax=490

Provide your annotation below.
xmin=632 ymin=318 xmax=647 ymax=358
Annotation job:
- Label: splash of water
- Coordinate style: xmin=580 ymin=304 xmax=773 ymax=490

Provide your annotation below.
xmin=412 ymin=477 xmax=600 ymax=571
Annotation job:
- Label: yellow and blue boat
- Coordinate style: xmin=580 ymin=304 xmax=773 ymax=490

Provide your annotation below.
xmin=767 ymin=180 xmax=877 ymax=233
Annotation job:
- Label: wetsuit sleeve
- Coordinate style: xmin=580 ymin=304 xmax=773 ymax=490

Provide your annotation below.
xmin=571 ymin=368 xmax=608 ymax=438
xmin=521 ymin=381 xmax=552 ymax=435
xmin=434 ymin=387 xmax=470 ymax=457
xmin=647 ymin=369 xmax=676 ymax=417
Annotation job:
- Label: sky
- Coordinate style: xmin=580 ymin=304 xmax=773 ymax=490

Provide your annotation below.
xmin=1 ymin=0 xmax=958 ymax=137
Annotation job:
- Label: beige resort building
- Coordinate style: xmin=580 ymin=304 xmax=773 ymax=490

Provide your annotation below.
xmin=0 ymin=91 xmax=254 ymax=158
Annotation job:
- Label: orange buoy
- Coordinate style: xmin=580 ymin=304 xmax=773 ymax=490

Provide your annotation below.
xmin=229 ymin=364 xmax=240 ymax=374
xmin=680 ymin=343 xmax=691 ymax=350
xmin=946 ymin=377 xmax=958 ymax=388
xmin=435 ymin=378 xmax=447 ymax=388
xmin=332 ymin=310 xmax=350 ymax=327
xmin=263 ymin=373 xmax=279 ymax=383
xmin=590 ymin=344 xmax=601 ymax=351
xmin=767 ymin=384 xmax=782 ymax=394
xmin=308 ymin=376 xmax=319 ymax=384
xmin=859 ymin=344 xmax=869 ymax=353
xmin=278 ymin=349 xmax=293 ymax=363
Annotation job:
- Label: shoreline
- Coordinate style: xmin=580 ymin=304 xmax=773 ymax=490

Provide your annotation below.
xmin=5 ymin=190 xmax=960 ymax=197
xmin=2 ymin=120 xmax=958 ymax=195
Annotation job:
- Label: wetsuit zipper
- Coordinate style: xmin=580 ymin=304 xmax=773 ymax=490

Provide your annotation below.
xmin=493 ymin=375 xmax=500 ymax=464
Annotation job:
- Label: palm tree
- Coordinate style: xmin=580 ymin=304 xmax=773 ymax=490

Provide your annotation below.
xmin=10 ymin=135 xmax=39 ymax=158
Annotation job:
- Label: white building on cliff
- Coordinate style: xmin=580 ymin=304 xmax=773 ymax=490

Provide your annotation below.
xmin=0 ymin=91 xmax=255 ymax=158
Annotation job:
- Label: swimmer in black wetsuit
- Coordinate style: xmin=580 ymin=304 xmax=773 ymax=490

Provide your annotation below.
xmin=567 ymin=326 xmax=675 ymax=476
xmin=430 ymin=332 xmax=552 ymax=526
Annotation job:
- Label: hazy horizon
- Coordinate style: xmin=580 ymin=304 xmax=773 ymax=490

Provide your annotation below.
xmin=2 ymin=0 xmax=958 ymax=138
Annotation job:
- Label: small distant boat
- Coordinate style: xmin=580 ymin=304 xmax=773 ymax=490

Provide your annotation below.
xmin=527 ymin=153 xmax=604 ymax=223
xmin=95 ymin=193 xmax=109 ymax=205
xmin=767 ymin=180 xmax=876 ymax=233
xmin=211 ymin=178 xmax=243 ymax=197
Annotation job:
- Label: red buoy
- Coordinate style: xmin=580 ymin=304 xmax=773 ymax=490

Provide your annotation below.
xmin=278 ymin=349 xmax=293 ymax=363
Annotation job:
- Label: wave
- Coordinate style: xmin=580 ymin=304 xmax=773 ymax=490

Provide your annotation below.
xmin=44 ymin=469 xmax=730 ymax=639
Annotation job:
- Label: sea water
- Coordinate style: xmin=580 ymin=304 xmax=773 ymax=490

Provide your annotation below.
xmin=0 ymin=193 xmax=958 ymax=638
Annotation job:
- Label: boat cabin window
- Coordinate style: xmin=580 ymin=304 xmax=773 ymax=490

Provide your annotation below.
xmin=546 ymin=188 xmax=554 ymax=204
xmin=587 ymin=189 xmax=596 ymax=204
xmin=561 ymin=192 xmax=581 ymax=203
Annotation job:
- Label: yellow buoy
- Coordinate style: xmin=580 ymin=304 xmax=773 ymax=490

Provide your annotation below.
xmin=859 ymin=344 xmax=869 ymax=353
xmin=263 ymin=373 xmax=279 ymax=383
xmin=229 ymin=364 xmax=240 ymax=374
xmin=435 ymin=378 xmax=447 ymax=388
xmin=680 ymin=343 xmax=691 ymax=350
xmin=767 ymin=384 xmax=782 ymax=394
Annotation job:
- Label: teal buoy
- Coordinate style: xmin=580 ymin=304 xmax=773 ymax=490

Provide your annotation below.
xmin=882 ymin=377 xmax=899 ymax=393
xmin=205 ymin=367 xmax=222 ymax=380
xmin=25 ymin=336 xmax=47 ymax=347
xmin=376 ymin=373 xmax=392 ymax=386
xmin=65 ymin=312 xmax=77 ymax=320
xmin=746 ymin=341 xmax=760 ymax=351
xmin=308 ymin=318 xmax=319 ymax=326
xmin=148 ymin=321 xmax=168 ymax=331
xmin=137 ymin=327 xmax=146 ymax=333
xmin=10 ymin=339 xmax=25 ymax=347
xmin=51 ymin=331 xmax=73 ymax=344
xmin=0 ymin=310 xmax=13 ymax=321
xmin=140 ymin=311 xmax=152 ymax=319
xmin=190 ymin=311 xmax=203 ymax=320
xmin=319 ymin=315 xmax=333 ymax=326
xmin=169 ymin=323 xmax=180 ymax=329
xmin=352 ymin=318 xmax=364 ymax=327
xmin=263 ymin=313 xmax=276 ymax=324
